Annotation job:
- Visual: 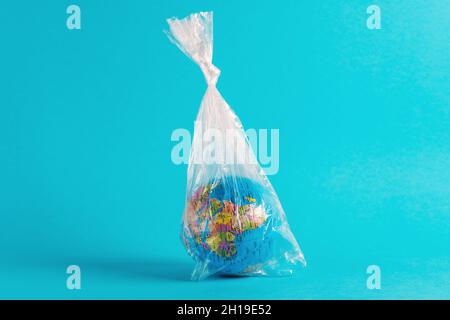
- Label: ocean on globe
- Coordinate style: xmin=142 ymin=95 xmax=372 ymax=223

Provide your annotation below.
xmin=182 ymin=176 xmax=277 ymax=275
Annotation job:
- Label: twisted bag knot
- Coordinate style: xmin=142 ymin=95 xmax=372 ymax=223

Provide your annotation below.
xmin=200 ymin=62 xmax=221 ymax=87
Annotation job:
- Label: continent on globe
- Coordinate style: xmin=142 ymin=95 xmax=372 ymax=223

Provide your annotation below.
xmin=184 ymin=178 xmax=268 ymax=259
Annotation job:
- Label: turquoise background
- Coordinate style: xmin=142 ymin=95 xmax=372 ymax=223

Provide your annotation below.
xmin=1 ymin=0 xmax=449 ymax=299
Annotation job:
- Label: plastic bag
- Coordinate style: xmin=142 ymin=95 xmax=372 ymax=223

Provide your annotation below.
xmin=166 ymin=11 xmax=306 ymax=280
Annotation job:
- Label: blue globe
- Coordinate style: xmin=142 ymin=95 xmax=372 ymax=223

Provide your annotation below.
xmin=182 ymin=176 xmax=282 ymax=275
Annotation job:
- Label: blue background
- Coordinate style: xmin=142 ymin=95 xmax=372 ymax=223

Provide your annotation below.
xmin=0 ymin=0 xmax=449 ymax=299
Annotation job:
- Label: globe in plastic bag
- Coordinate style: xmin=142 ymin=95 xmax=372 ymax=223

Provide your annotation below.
xmin=165 ymin=11 xmax=306 ymax=280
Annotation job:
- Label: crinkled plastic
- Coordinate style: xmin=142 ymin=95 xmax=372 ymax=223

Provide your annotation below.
xmin=166 ymin=12 xmax=306 ymax=280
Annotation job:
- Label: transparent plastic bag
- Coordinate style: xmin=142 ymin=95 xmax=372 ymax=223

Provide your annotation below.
xmin=166 ymin=11 xmax=306 ymax=280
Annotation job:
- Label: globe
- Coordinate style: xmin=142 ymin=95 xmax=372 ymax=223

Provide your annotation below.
xmin=182 ymin=176 xmax=277 ymax=275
